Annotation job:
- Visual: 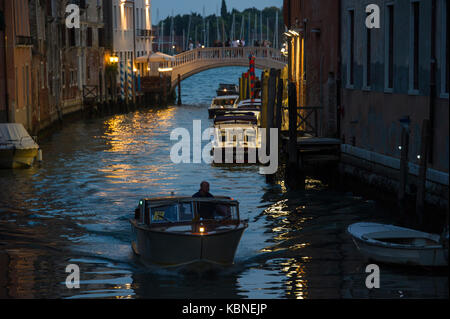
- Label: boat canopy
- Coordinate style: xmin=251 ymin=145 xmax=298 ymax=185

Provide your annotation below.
xmin=0 ymin=124 xmax=39 ymax=150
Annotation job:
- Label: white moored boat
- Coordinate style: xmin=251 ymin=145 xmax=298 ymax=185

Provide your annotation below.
xmin=130 ymin=196 xmax=248 ymax=269
xmin=0 ymin=123 xmax=40 ymax=169
xmin=211 ymin=112 xmax=261 ymax=164
xmin=348 ymin=222 xmax=448 ymax=267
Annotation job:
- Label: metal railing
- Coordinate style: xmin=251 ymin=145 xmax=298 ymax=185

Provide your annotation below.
xmin=16 ymin=36 xmax=33 ymax=46
xmin=282 ymin=105 xmax=323 ymax=137
xmin=170 ymin=47 xmax=288 ymax=69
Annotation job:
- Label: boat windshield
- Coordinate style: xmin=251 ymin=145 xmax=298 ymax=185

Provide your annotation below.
xmin=213 ymin=98 xmax=236 ymax=106
xmin=195 ymin=202 xmax=238 ymax=221
xmin=149 ymin=202 xmax=194 ymax=224
xmin=145 ymin=201 xmax=238 ymax=224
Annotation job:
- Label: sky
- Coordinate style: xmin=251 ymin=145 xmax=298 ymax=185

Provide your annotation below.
xmin=151 ymin=0 xmax=283 ymax=23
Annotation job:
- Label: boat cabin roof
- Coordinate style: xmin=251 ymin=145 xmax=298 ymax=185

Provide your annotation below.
xmin=141 ymin=196 xmax=238 ymax=207
xmin=214 ymin=114 xmax=258 ymax=125
xmin=213 ymin=95 xmax=239 ymax=100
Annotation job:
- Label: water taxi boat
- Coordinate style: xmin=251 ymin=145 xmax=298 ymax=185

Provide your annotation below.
xmin=208 ymin=95 xmax=240 ymax=119
xmin=0 ymin=123 xmax=41 ymax=169
xmin=216 ymin=83 xmax=239 ymax=96
xmin=348 ymin=222 xmax=448 ymax=267
xmin=130 ymin=196 xmax=248 ymax=269
xmin=211 ymin=112 xmax=261 ymax=164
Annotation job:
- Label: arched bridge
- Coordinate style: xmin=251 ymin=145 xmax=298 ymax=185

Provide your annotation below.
xmin=169 ymin=47 xmax=287 ymax=87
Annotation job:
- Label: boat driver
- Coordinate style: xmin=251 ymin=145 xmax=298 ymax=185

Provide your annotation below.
xmin=192 ymin=181 xmax=214 ymax=198
xmin=193 ymin=181 xmax=215 ymax=220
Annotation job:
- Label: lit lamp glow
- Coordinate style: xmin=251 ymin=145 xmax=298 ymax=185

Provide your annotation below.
xmin=199 ymin=226 xmax=205 ymax=233
xmin=158 ymin=67 xmax=173 ymax=72
xmin=109 ymin=56 xmax=119 ymax=64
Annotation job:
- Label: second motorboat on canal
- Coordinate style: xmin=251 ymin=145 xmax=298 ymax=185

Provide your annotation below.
xmin=208 ymin=95 xmax=240 ymax=119
xmin=211 ymin=112 xmax=261 ymax=164
xmin=130 ymin=196 xmax=248 ymax=270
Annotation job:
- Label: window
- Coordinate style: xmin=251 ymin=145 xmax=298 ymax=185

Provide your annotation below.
xmin=40 ymin=63 xmax=45 ymax=89
xmin=114 ymin=5 xmax=117 ymax=29
xmin=385 ymin=4 xmax=395 ymax=90
xmin=15 ymin=67 xmax=18 ymax=106
xmin=151 ymin=205 xmax=178 ymax=223
xmin=69 ymin=28 xmax=76 ymax=47
xmin=410 ymin=1 xmax=420 ymax=92
xmin=87 ymin=27 xmax=92 ymax=47
xmin=136 ymin=8 xmax=139 ymax=31
xmin=348 ymin=9 xmax=355 ymax=86
xmin=365 ymin=27 xmax=372 ymax=88
xmin=442 ymin=0 xmax=449 ymax=95
xmin=179 ymin=203 xmax=194 ymax=221
xmin=0 ymin=10 xmax=4 ymax=32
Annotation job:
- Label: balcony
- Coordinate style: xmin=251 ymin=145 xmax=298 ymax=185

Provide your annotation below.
xmin=136 ymin=29 xmax=154 ymax=38
xmin=16 ymin=36 xmax=33 ymax=47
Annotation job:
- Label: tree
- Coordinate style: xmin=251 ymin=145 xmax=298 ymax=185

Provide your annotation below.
xmin=221 ymin=0 xmax=228 ymax=18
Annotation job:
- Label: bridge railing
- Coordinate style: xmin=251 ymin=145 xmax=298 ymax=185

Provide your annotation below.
xmin=171 ymin=47 xmax=287 ymax=69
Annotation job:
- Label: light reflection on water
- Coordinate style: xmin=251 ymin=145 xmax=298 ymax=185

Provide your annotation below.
xmin=0 ymin=67 xmax=448 ymax=299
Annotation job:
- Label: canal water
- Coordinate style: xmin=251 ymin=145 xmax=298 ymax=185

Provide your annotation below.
xmin=0 ymin=67 xmax=447 ymax=299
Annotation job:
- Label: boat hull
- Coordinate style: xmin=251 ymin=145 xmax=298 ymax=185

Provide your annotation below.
xmin=348 ymin=222 xmax=448 ymax=267
xmin=211 ymin=146 xmax=260 ymax=164
xmin=0 ymin=148 xmax=38 ymax=169
xmin=131 ymin=220 xmax=246 ymax=267
xmin=351 ymin=237 xmax=448 ymax=267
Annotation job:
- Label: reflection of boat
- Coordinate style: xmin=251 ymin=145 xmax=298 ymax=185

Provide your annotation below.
xmin=348 ymin=222 xmax=448 ymax=267
xmin=208 ymin=95 xmax=240 ymax=119
xmin=0 ymin=124 xmax=40 ymax=169
xmin=216 ymin=83 xmax=239 ymax=96
xmin=212 ymin=112 xmax=261 ymax=164
xmin=130 ymin=196 xmax=248 ymax=269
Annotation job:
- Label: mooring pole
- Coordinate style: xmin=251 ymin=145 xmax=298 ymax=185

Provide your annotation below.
xmin=177 ymin=74 xmax=182 ymax=106
xmin=416 ymin=119 xmax=431 ymax=226
xmin=398 ymin=125 xmax=410 ymax=212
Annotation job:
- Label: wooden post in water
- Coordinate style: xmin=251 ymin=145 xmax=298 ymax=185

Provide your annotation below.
xmin=416 ymin=119 xmax=431 ymax=225
xmin=276 ymin=72 xmax=283 ymax=139
xmin=287 ymin=82 xmax=304 ymax=189
xmin=265 ymin=69 xmax=278 ymax=182
xmin=398 ymin=125 xmax=410 ymax=212
xmin=177 ymin=74 xmax=182 ymax=106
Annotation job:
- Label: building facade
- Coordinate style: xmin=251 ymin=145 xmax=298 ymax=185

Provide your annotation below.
xmin=0 ymin=0 xmax=108 ymax=134
xmin=108 ymin=0 xmax=153 ymax=78
xmin=283 ymin=0 xmax=449 ymax=208
xmin=0 ymin=0 xmax=33 ymax=131
xmin=340 ymin=0 xmax=448 ymax=207
xmin=283 ymin=0 xmax=341 ymax=137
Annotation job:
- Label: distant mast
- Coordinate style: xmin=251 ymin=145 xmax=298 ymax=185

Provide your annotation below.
xmin=186 ymin=15 xmax=192 ymax=49
xmin=273 ymin=11 xmax=279 ymax=49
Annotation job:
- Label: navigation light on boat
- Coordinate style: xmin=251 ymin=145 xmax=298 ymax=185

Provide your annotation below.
xmin=199 ymin=226 xmax=205 ymax=233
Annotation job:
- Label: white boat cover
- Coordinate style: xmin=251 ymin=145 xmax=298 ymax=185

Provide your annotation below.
xmin=0 ymin=124 xmax=39 ymax=150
